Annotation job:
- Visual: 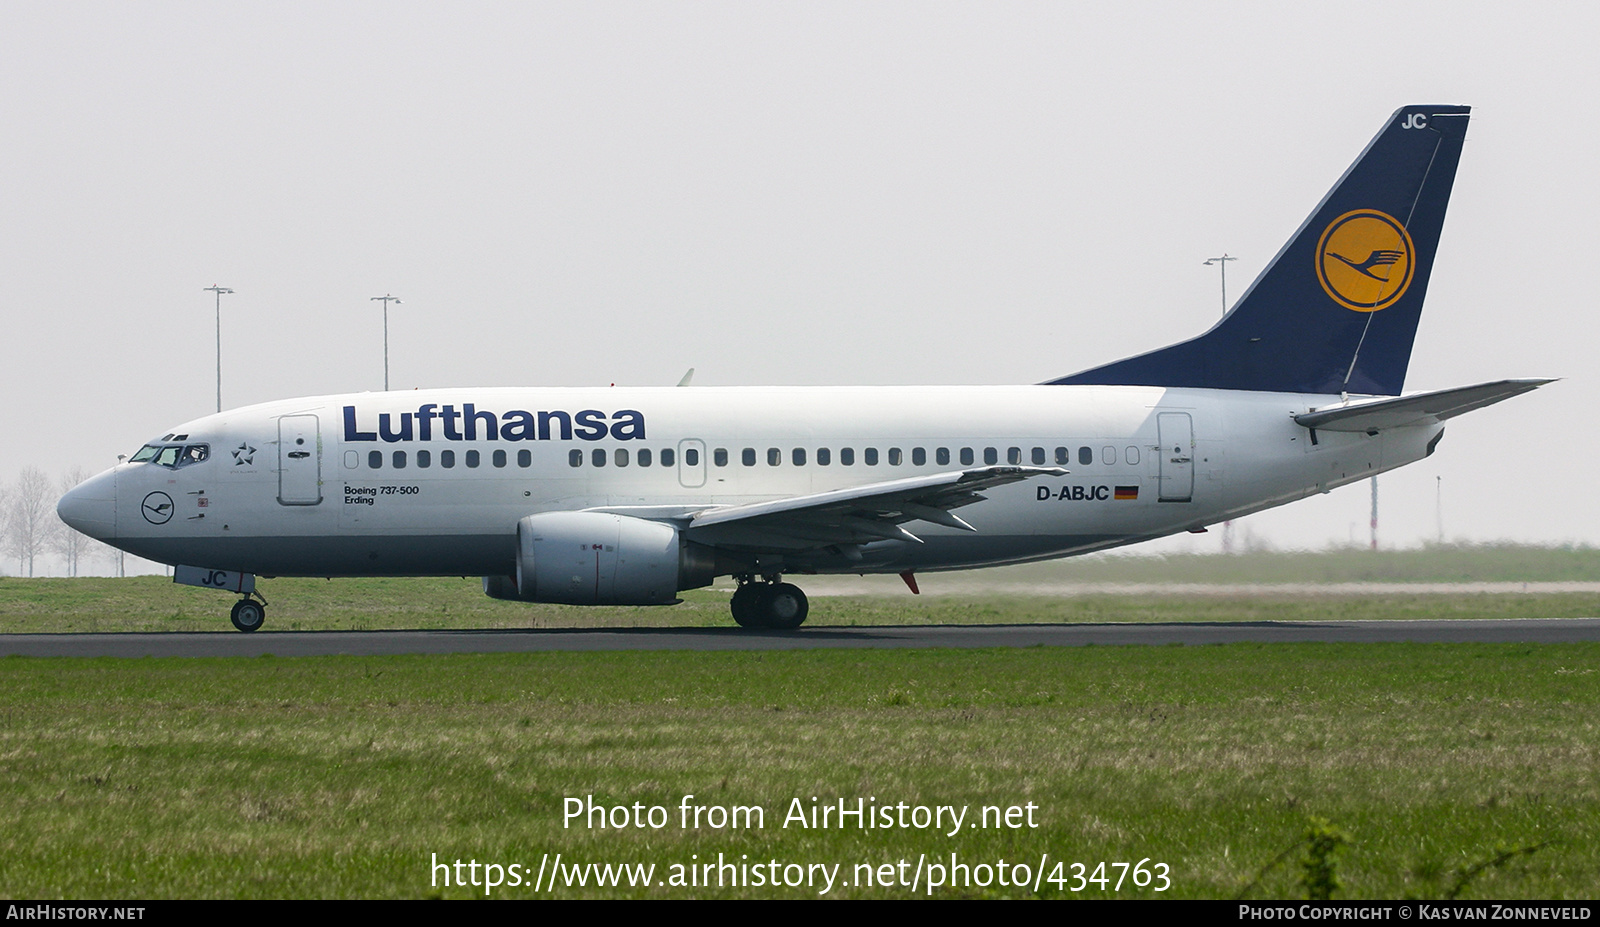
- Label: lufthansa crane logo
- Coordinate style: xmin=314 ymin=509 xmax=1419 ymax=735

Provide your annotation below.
xmin=1315 ymin=209 xmax=1415 ymax=312
xmin=141 ymin=491 xmax=175 ymax=525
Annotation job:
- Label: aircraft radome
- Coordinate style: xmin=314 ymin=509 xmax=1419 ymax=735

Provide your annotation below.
xmin=59 ymin=105 xmax=1550 ymax=632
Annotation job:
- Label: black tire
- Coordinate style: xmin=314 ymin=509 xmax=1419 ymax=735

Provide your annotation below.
xmin=730 ymin=584 xmax=766 ymax=628
xmin=230 ymin=599 xmax=265 ymax=633
xmin=763 ymin=583 xmax=808 ymax=630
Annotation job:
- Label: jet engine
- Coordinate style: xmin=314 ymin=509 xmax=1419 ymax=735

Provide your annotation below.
xmin=483 ymin=511 xmax=716 ymax=605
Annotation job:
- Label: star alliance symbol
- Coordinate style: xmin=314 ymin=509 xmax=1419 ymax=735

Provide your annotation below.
xmin=232 ymin=443 xmax=257 ymax=466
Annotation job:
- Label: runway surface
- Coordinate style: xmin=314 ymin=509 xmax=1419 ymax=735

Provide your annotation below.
xmin=3 ymin=618 xmax=1599 ymax=657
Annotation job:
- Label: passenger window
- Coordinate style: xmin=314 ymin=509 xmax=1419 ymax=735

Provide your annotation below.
xmin=768 ymin=448 xmax=781 ymax=466
xmin=344 ymin=450 xmax=358 ymax=470
xmin=442 ymin=449 xmax=456 ymax=468
xmin=368 ymin=450 xmax=383 ymax=469
xmin=714 ymin=448 xmax=728 ymax=467
xmin=936 ymin=447 xmax=950 ymax=466
xmin=1056 ymin=447 xmax=1071 ymax=466
xmin=742 ymin=448 xmax=757 ymax=466
xmin=984 ymin=447 xmax=998 ymax=465
xmin=793 ymin=448 xmax=806 ymax=466
xmin=493 ymin=450 xmax=507 ymax=468
xmin=417 ymin=449 xmax=431 ymax=468
xmin=615 ymin=449 xmax=629 ymax=467
xmin=864 ymin=448 xmax=879 ymax=466
xmin=569 ymin=449 xmax=582 ymax=467
xmin=1007 ymin=447 xmax=1021 ymax=465
xmin=392 ymin=451 xmax=406 ymax=469
xmin=817 ymin=447 xmax=831 ymax=466
xmin=1079 ymin=447 xmax=1093 ymax=466
xmin=912 ymin=447 xmax=926 ymax=466
xmin=661 ymin=448 xmax=675 ymax=467
xmin=1125 ymin=446 xmax=1140 ymax=465
xmin=592 ymin=448 xmax=606 ymax=467
xmin=1102 ymin=446 xmax=1116 ymax=465
xmin=466 ymin=450 xmax=480 ymax=468
xmin=960 ymin=448 xmax=974 ymax=466
xmin=518 ymin=449 xmax=532 ymax=468
xmin=638 ymin=448 xmax=652 ymax=467
xmin=888 ymin=448 xmax=902 ymax=466
xmin=840 ymin=447 xmax=855 ymax=465
xmin=1031 ymin=447 xmax=1045 ymax=466
xmin=685 ymin=448 xmax=700 ymax=466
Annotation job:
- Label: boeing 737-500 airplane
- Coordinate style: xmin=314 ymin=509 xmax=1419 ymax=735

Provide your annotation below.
xmin=58 ymin=105 xmax=1550 ymax=631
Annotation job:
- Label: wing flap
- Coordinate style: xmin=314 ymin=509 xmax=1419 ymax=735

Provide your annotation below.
xmin=683 ymin=466 xmax=1065 ymax=550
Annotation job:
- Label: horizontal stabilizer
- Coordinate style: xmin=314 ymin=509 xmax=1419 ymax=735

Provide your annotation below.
xmin=1294 ymin=379 xmax=1555 ymax=433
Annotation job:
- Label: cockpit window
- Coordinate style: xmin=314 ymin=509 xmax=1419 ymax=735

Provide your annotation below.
xmin=131 ymin=443 xmax=211 ymax=469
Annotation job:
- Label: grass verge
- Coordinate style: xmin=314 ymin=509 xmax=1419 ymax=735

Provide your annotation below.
xmin=1 ymin=643 xmax=1596 ymax=898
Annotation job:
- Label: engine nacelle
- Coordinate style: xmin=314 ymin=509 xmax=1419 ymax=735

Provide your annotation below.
xmin=483 ymin=511 xmax=715 ymax=605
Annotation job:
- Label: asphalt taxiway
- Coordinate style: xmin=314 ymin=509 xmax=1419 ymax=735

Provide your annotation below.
xmin=2 ymin=618 xmax=1598 ymax=658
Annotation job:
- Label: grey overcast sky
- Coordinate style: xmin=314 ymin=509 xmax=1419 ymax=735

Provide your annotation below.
xmin=2 ymin=1 xmax=1594 ymax=572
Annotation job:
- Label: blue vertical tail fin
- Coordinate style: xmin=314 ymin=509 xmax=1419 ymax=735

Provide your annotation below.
xmin=1049 ymin=105 xmax=1470 ymax=396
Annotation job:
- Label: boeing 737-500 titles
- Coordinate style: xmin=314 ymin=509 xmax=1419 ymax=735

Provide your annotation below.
xmin=58 ymin=105 xmax=1550 ymax=631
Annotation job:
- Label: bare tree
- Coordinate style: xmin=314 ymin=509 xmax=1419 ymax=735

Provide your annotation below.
xmin=51 ymin=467 xmax=95 ymax=577
xmin=5 ymin=467 xmax=55 ymax=577
xmin=0 ymin=479 xmax=9 ymax=576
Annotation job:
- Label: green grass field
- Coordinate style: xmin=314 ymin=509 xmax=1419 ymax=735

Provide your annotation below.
xmin=2 ymin=644 xmax=1596 ymax=899
xmin=2 ymin=545 xmax=1596 ymax=899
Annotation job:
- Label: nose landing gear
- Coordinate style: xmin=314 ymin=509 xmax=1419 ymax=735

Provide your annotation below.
xmin=730 ymin=575 xmax=809 ymax=629
xmin=229 ymin=594 xmax=268 ymax=633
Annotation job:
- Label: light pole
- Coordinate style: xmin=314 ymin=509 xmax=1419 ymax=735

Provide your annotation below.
xmin=204 ymin=285 xmax=233 ymax=412
xmin=1205 ymin=255 xmax=1238 ymax=552
xmin=1203 ymin=254 xmax=1237 ymax=316
xmin=371 ymin=294 xmax=402 ymax=390
xmin=1436 ymin=475 xmax=1443 ymax=545
xmin=1370 ymin=475 xmax=1379 ymax=551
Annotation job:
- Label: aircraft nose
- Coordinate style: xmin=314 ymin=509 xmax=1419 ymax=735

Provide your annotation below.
xmin=57 ymin=469 xmax=116 ymax=540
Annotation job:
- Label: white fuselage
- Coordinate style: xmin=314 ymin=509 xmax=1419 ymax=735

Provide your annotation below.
xmin=64 ymin=384 xmax=1439 ymax=579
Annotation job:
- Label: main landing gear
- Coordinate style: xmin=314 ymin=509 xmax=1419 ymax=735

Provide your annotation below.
xmin=230 ymin=593 xmax=268 ymax=633
xmin=729 ymin=575 xmax=809 ymax=630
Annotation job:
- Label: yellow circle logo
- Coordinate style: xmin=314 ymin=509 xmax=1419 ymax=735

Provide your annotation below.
xmin=1315 ymin=209 xmax=1415 ymax=312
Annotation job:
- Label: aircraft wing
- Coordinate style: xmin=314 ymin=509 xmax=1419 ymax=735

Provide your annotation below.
xmin=672 ymin=466 xmax=1066 ymax=550
xmin=1294 ymin=379 xmax=1555 ymax=433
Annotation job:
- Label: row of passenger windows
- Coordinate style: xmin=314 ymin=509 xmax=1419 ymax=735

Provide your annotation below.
xmin=357 ymin=447 xmax=693 ymax=471
xmin=360 ymin=448 xmax=534 ymax=470
xmin=566 ymin=445 xmax=1140 ymax=469
xmin=357 ymin=445 xmax=1141 ymax=471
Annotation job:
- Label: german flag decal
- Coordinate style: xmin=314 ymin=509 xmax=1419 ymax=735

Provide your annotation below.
xmin=1114 ymin=486 xmax=1139 ymax=501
